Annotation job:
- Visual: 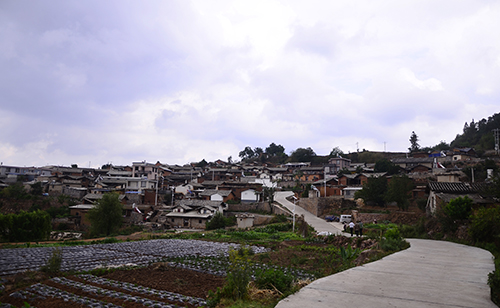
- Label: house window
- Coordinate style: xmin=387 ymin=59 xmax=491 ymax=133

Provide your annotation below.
xmin=199 ymin=220 xmax=202 ymax=224
xmin=141 ymin=181 xmax=146 ymax=187
xmin=171 ymin=218 xmax=174 ymax=222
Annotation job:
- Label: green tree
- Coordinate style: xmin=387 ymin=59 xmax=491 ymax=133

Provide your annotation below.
xmin=444 ymin=196 xmax=472 ymax=221
xmin=87 ymin=193 xmax=123 ymax=236
xmin=329 ymin=146 xmax=344 ymax=157
xmin=263 ymin=187 xmax=276 ymax=205
xmin=265 ymin=142 xmax=285 ymax=156
xmin=254 ymin=147 xmax=264 ymax=158
xmin=0 ymin=182 xmax=28 ymax=200
xmin=205 ymin=211 xmax=227 ymax=230
xmin=290 ymin=147 xmax=316 ymax=162
xmin=385 ymin=175 xmax=413 ymax=211
xmin=374 ymin=159 xmax=400 ymax=175
xmin=409 ymin=131 xmax=420 ymax=152
xmin=0 ymin=210 xmax=51 ymax=242
xmin=439 ymin=196 xmax=473 ymax=233
xmin=355 ymin=176 xmax=388 ymax=207
xmin=238 ymin=146 xmax=255 ymax=160
xmin=432 ymin=140 xmax=450 ymax=151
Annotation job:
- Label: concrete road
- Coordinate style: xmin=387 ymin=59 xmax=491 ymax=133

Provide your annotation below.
xmin=276 ymin=239 xmax=496 ymax=308
xmin=274 ymin=191 xmax=346 ymax=236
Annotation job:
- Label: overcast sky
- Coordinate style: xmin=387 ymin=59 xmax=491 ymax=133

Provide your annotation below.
xmin=1 ymin=0 xmax=499 ymax=168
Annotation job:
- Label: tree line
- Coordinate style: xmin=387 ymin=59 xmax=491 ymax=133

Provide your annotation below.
xmin=236 ymin=142 xmax=345 ymax=164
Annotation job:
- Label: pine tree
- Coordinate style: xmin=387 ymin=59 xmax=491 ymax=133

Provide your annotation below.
xmin=409 ymin=131 xmax=420 ymax=152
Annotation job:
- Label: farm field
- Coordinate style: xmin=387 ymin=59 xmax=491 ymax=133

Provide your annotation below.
xmin=1 ymin=264 xmax=223 ymax=308
xmin=0 ymin=226 xmax=388 ymax=308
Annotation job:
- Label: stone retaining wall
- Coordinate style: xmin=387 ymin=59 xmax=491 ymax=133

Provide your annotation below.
xmin=228 ymin=202 xmax=272 ymax=212
xmin=299 ymin=196 xmax=356 ymax=217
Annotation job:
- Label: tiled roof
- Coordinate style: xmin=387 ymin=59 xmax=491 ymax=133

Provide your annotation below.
xmin=427 ymin=182 xmax=488 ymax=194
xmin=177 ymin=199 xmax=224 ymax=208
xmin=392 ymin=157 xmax=434 ymax=163
xmin=434 ymin=192 xmax=493 ymax=205
xmin=200 ymin=189 xmax=232 ymax=197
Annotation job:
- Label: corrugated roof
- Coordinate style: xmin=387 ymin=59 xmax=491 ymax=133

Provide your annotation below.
xmin=200 ymin=189 xmax=232 ymax=197
xmin=427 ymin=182 xmax=488 ymax=194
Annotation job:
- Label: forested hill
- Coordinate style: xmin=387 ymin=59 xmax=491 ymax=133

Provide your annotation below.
xmin=450 ymin=112 xmax=500 ymax=153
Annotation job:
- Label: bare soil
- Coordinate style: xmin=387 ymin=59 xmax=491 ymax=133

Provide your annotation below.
xmin=0 ymin=264 xmax=225 ymax=308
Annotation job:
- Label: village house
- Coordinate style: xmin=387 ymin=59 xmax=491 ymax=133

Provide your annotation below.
xmin=391 ymin=157 xmax=435 ymax=170
xmin=296 ymin=166 xmax=325 ymax=182
xmin=217 ymin=181 xmax=263 ymax=201
xmin=425 ymin=181 xmax=494 ymax=216
xmin=448 ymin=148 xmax=477 ymax=161
xmin=235 ymin=213 xmax=255 ymax=229
xmin=132 ymin=161 xmax=160 ymax=181
xmin=165 ymin=199 xmax=227 ymax=229
xmin=326 ymin=156 xmax=351 ymax=174
xmin=311 ymin=177 xmax=343 ymax=197
xmin=200 ymin=189 xmax=236 ymax=202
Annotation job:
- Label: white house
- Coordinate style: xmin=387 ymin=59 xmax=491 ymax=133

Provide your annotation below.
xmin=241 ymin=189 xmax=260 ymax=202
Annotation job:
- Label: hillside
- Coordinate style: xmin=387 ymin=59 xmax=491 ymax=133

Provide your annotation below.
xmin=450 ymin=112 xmax=500 ymax=154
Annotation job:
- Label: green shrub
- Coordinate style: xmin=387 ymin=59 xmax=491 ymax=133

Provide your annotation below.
xmin=40 ymin=247 xmax=62 ymax=274
xmin=270 ymin=214 xmax=289 ymax=223
xmin=340 ymin=244 xmax=359 ymax=262
xmin=206 ymin=212 xmax=229 ymax=230
xmin=469 ymin=206 xmax=500 ymax=247
xmin=380 ymin=227 xmax=409 ymax=252
xmin=258 ymin=223 xmax=291 ymax=233
xmin=489 ymin=257 xmax=500 ymax=306
xmin=399 ymin=218 xmax=427 ymax=238
xmin=217 ymin=246 xmax=253 ymax=301
xmin=439 ymin=196 xmax=473 ymax=233
xmin=46 ymin=206 xmax=70 ymax=219
xmin=255 ymin=267 xmax=294 ymax=294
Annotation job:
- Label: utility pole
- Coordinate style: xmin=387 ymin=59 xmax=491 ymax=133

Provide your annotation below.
xmin=155 ymin=169 xmax=159 ymax=206
xmin=324 ymin=168 xmax=326 ymax=197
xmin=493 ymin=128 xmax=500 ymax=155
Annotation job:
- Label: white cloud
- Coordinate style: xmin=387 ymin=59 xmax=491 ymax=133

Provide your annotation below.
xmin=1 ymin=0 xmax=499 ymax=167
xmin=400 ymin=68 xmax=444 ymax=92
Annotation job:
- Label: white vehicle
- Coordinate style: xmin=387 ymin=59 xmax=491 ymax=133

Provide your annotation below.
xmin=339 ymin=215 xmax=352 ymax=224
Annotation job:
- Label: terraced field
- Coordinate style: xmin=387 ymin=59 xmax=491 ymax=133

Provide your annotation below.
xmin=0 ymin=239 xmax=268 ymax=276
xmin=0 ymin=235 xmax=378 ymax=307
xmin=1 ymin=264 xmax=225 ymax=308
xmin=0 ymin=239 xmax=268 ymax=307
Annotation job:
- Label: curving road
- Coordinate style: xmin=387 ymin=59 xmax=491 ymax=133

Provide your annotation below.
xmin=274 ymin=191 xmax=346 ymax=236
xmin=274 ymin=192 xmax=496 ymax=308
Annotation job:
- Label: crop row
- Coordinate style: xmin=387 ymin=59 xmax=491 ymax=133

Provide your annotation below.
xmin=77 ymin=274 xmax=206 ymax=307
xmin=167 ymin=255 xmax=316 ymax=281
xmin=11 ymin=283 xmax=122 ymax=307
xmin=0 ymin=239 xmax=269 ymax=276
xmin=50 ymin=276 xmax=184 ymax=307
